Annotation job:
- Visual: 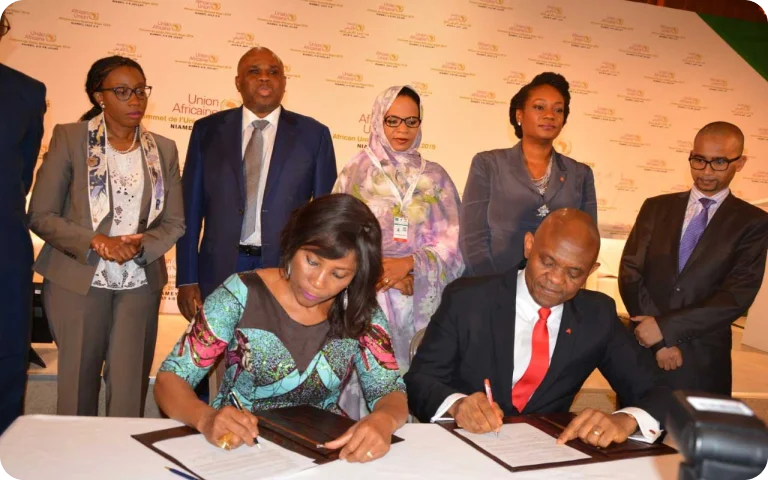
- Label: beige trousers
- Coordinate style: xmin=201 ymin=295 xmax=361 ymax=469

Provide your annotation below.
xmin=44 ymin=280 xmax=161 ymax=417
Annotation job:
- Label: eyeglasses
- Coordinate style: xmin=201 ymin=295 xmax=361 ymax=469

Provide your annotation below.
xmin=98 ymin=86 xmax=153 ymax=101
xmin=688 ymin=153 xmax=741 ymax=171
xmin=384 ymin=115 xmax=421 ymax=128
xmin=0 ymin=15 xmax=10 ymax=37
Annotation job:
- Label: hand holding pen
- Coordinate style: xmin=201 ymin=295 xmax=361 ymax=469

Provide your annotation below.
xmin=447 ymin=384 xmax=503 ymax=435
xmin=197 ymin=390 xmax=260 ymax=450
xmin=484 ymin=379 xmax=500 ymax=438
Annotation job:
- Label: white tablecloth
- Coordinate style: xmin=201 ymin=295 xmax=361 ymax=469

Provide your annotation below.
xmin=0 ymin=415 xmax=681 ymax=479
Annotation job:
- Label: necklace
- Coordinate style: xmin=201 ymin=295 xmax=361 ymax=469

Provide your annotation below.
xmin=522 ymin=149 xmax=555 ymax=217
xmin=107 ymin=127 xmax=139 ymax=154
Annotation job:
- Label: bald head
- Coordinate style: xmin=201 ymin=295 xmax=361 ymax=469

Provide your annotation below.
xmin=237 ymin=47 xmax=283 ymax=72
xmin=695 ymin=121 xmax=744 ymax=157
xmin=523 ymin=209 xmax=601 ymax=307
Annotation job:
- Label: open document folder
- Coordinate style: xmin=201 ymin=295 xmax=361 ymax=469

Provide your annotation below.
xmin=132 ymin=405 xmax=404 ymax=480
xmin=443 ymin=412 xmax=675 ymax=473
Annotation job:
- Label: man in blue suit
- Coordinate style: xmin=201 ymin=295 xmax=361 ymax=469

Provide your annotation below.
xmin=176 ymin=47 xmax=337 ymax=319
xmin=0 ymin=12 xmax=47 ymax=434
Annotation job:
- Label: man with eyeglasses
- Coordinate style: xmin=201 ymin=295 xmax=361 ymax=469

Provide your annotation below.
xmin=0 ymin=12 xmax=47 ymax=434
xmin=619 ymin=121 xmax=768 ymax=396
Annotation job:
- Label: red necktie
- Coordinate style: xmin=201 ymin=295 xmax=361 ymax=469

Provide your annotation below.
xmin=512 ymin=307 xmax=552 ymax=412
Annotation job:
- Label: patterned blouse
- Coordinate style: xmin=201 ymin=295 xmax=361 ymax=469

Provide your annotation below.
xmin=159 ymin=272 xmax=406 ymax=414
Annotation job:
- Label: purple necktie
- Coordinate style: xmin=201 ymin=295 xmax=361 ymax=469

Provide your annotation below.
xmin=678 ymin=198 xmax=715 ymax=273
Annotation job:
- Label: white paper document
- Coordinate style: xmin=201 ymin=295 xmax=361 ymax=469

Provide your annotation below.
xmin=455 ymin=423 xmax=590 ymax=468
xmin=154 ymin=434 xmax=317 ymax=480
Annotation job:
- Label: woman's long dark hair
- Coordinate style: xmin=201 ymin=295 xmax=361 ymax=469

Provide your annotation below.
xmin=509 ymin=71 xmax=571 ymax=139
xmin=79 ymin=55 xmax=146 ymax=121
xmin=279 ymin=194 xmax=383 ymax=339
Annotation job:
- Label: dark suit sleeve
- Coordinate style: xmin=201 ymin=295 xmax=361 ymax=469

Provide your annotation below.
xmin=21 ymin=82 xmax=47 ymax=194
xmin=658 ymin=216 xmax=768 ymax=345
xmin=312 ymin=126 xmax=336 ymax=197
xmin=403 ymin=283 xmax=463 ymax=422
xmin=619 ymin=199 xmax=662 ymax=316
xmin=581 ymin=165 xmax=597 ymax=224
xmin=459 ymin=153 xmax=496 ymax=276
xmin=175 ymin=122 xmax=205 ymax=286
xmin=597 ymin=299 xmax=671 ymax=425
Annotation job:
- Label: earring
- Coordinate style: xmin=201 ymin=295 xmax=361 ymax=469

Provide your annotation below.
xmin=342 ymin=289 xmax=348 ymax=310
xmin=285 ymin=264 xmax=291 ymax=279
xmin=100 ymin=102 xmax=105 ymax=109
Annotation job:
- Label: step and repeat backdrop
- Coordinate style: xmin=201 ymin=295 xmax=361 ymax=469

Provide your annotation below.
xmin=2 ymin=0 xmax=766 ymax=312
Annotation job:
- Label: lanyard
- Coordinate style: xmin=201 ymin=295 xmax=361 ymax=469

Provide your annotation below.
xmin=365 ymin=147 xmax=425 ymax=208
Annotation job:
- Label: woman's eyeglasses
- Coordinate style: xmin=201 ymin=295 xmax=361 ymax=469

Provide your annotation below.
xmin=384 ymin=115 xmax=421 ymax=128
xmin=98 ymin=86 xmax=153 ymax=101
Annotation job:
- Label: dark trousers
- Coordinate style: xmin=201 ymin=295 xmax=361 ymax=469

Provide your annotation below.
xmin=0 ymin=255 xmax=32 ymax=435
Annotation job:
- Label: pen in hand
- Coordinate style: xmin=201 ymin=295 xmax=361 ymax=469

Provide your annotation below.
xmin=484 ymin=378 xmax=500 ymax=438
xmin=228 ymin=391 xmax=261 ymax=449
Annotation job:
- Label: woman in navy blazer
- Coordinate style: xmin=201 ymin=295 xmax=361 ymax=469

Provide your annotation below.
xmin=460 ymin=72 xmax=597 ymax=276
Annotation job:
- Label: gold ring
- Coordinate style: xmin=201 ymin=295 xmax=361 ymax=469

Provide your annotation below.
xmin=217 ymin=433 xmax=232 ymax=450
xmin=366 ymin=451 xmax=373 ymax=458
xmin=384 ymin=278 xmax=390 ymax=284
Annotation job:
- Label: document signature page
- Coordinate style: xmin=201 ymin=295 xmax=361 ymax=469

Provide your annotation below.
xmin=455 ymin=423 xmax=590 ymax=468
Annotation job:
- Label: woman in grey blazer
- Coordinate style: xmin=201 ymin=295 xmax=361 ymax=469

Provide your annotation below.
xmin=28 ymin=56 xmax=184 ymax=417
xmin=460 ymin=72 xmax=597 ymax=276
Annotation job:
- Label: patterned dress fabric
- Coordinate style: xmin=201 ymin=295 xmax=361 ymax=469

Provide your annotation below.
xmin=159 ymin=273 xmax=406 ymax=414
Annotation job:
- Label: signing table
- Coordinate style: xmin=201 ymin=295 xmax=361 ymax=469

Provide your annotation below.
xmin=0 ymin=415 xmax=681 ymax=479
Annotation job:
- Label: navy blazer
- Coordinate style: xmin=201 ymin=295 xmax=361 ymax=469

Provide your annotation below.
xmin=460 ymin=142 xmax=597 ymax=277
xmin=176 ymin=106 xmax=337 ymax=298
xmin=0 ymin=63 xmax=46 ymax=355
xmin=405 ymin=269 xmax=671 ymax=424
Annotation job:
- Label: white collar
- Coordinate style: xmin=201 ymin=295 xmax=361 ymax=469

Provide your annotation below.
xmin=242 ymin=105 xmax=281 ymax=132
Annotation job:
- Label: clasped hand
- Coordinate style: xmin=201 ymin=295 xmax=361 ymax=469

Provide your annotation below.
xmin=377 ymin=256 xmax=415 ymax=295
xmin=449 ymin=393 xmax=637 ymax=448
xmin=91 ymin=233 xmax=143 ymax=264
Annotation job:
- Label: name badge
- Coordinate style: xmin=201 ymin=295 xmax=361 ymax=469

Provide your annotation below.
xmin=393 ymin=216 xmax=409 ymax=242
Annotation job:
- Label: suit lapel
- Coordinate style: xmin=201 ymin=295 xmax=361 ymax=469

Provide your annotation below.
xmin=542 ymin=154 xmax=567 ymax=205
xmin=220 ymin=107 xmax=245 ymax=205
xmin=665 ymin=192 xmax=691 ymax=279
xmin=523 ymin=300 xmax=578 ymax=414
xmin=491 ymin=270 xmax=519 ymax=412
xmin=262 ymin=108 xmax=298 ymax=204
xmin=679 ymin=193 xmax=735 ymax=277
xmin=506 ymin=143 xmax=539 ymax=197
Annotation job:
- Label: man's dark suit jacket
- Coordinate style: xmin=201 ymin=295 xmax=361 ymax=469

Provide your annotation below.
xmin=0 ymin=63 xmax=45 ymax=356
xmin=176 ymin=106 xmax=337 ymax=298
xmin=405 ymin=269 xmax=670 ymax=424
xmin=619 ymin=191 xmax=768 ymax=395
xmin=0 ymin=63 xmax=46 ymax=434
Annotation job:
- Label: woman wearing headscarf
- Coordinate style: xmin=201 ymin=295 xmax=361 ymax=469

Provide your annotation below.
xmin=333 ymin=86 xmax=463 ymax=416
xmin=28 ymin=55 xmax=184 ymax=417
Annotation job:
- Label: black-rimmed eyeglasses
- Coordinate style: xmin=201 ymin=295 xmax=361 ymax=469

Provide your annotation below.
xmin=384 ymin=115 xmax=421 ymax=128
xmin=688 ymin=153 xmax=741 ymax=171
xmin=98 ymin=86 xmax=153 ymax=101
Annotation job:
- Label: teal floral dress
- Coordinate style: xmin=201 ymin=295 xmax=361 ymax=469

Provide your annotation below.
xmin=159 ymin=273 xmax=406 ymax=414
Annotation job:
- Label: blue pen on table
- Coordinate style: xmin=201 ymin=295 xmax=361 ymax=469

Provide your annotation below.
xmin=228 ymin=390 xmax=261 ymax=449
xmin=164 ymin=466 xmax=200 ymax=480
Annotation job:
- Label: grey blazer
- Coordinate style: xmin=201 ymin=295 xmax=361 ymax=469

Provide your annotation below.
xmin=29 ymin=122 xmax=185 ymax=295
xmin=459 ymin=142 xmax=597 ymax=276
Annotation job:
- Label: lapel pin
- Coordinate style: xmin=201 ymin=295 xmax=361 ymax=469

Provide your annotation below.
xmin=566 ymin=328 xmax=572 ymax=334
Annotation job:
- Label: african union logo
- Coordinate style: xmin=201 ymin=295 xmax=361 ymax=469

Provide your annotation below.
xmin=645 ymin=70 xmax=682 ymax=85
xmin=596 ymin=61 xmax=619 ymax=76
xmin=325 ymin=72 xmax=374 ymax=89
xmin=368 ymin=3 xmax=412 ymax=19
xmin=411 ymin=82 xmax=432 ymax=97
xmin=340 ymin=23 xmax=368 ymax=38
xmin=258 ymin=11 xmax=307 ymax=29
xmin=673 ymin=96 xmax=706 ymax=111
xmin=683 ymin=52 xmax=705 ymax=66
xmin=504 ymin=71 xmax=527 ymax=86
xmin=732 ymin=104 xmax=753 ymax=117
xmin=541 ymin=5 xmax=566 ymax=21
xmin=470 ymin=0 xmax=512 ymax=12
xmin=653 ymin=25 xmax=684 ymax=40
xmin=431 ymin=61 xmax=475 ymax=78
xmin=290 ymin=42 xmax=341 ymax=59
xmin=621 ymin=43 xmax=656 ymax=59
xmin=570 ymin=80 xmax=597 ymax=95
xmin=649 ymin=115 xmax=671 ymax=129
xmin=365 ymin=51 xmax=406 ymax=69
xmin=444 ymin=14 xmax=470 ymax=29
xmin=15 ymin=30 xmax=70 ymax=50
xmin=530 ymin=52 xmax=569 ymax=68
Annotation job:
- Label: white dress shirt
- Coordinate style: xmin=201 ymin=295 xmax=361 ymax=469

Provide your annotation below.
xmin=431 ymin=270 xmax=661 ymax=443
xmin=240 ymin=105 xmax=281 ymax=246
xmin=680 ymin=185 xmax=729 ymax=240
